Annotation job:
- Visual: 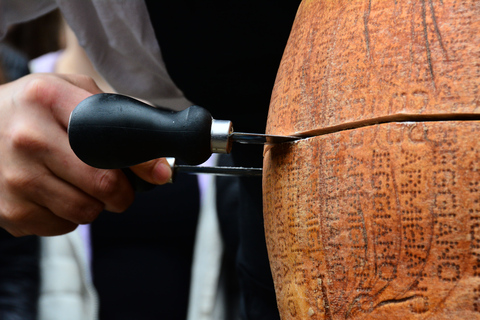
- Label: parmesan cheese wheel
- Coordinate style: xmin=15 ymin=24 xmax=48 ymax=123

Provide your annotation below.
xmin=263 ymin=1 xmax=480 ymax=319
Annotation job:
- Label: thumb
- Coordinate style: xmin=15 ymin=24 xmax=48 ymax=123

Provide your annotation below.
xmin=129 ymin=158 xmax=172 ymax=185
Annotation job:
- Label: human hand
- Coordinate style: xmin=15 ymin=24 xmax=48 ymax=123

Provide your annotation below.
xmin=0 ymin=73 xmax=170 ymax=236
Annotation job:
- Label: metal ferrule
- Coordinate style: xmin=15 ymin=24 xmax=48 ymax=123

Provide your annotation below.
xmin=210 ymin=119 xmax=233 ymax=154
xmin=166 ymin=157 xmax=176 ymax=184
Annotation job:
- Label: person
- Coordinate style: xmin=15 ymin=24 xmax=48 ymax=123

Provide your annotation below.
xmin=0 ymin=11 xmax=65 ymax=318
xmin=0 ymin=47 xmax=39 ymax=318
xmin=29 ymin=15 xmax=200 ymax=320
xmin=0 ymin=1 xmax=301 ymax=319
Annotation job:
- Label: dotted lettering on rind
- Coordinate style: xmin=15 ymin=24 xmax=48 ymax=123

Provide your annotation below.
xmin=264 ymin=122 xmax=480 ymax=319
xmin=264 ymin=0 xmax=480 ymax=318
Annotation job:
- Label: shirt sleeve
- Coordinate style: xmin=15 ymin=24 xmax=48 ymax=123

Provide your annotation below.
xmin=0 ymin=0 xmax=57 ymax=38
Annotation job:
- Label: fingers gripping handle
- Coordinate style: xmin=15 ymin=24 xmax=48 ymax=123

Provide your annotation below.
xmin=68 ymin=93 xmax=213 ymax=169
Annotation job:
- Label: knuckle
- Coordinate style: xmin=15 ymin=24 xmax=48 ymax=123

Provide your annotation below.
xmin=66 ymin=200 xmax=103 ymax=225
xmin=20 ymin=75 xmax=58 ymax=105
xmin=0 ymin=200 xmax=79 ymax=237
xmin=9 ymin=122 xmax=46 ymax=152
xmin=0 ymin=206 xmax=33 ymax=236
xmin=75 ymin=74 xmax=97 ymax=87
xmin=91 ymin=170 xmax=134 ymax=213
xmin=93 ymin=170 xmax=120 ymax=199
xmin=3 ymin=170 xmax=36 ymax=192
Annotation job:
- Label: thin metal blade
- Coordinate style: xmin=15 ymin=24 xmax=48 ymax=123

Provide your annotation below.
xmin=174 ymin=165 xmax=262 ymax=177
xmin=230 ymin=132 xmax=300 ymax=145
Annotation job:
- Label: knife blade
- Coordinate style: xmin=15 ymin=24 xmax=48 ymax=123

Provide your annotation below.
xmin=174 ymin=164 xmax=263 ymax=177
xmin=164 ymin=157 xmax=262 ymax=178
xmin=122 ymin=158 xmax=263 ymax=192
xmin=229 ymin=132 xmax=299 ymax=145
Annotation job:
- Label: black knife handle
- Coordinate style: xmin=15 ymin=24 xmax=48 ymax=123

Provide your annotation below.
xmin=68 ymin=93 xmax=212 ymax=169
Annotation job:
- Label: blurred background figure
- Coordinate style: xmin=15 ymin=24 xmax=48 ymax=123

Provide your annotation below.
xmin=31 ymin=13 xmax=200 ymax=320
xmin=2 ymin=10 xmax=202 ymax=320
xmin=0 ymin=9 xmax=64 ymax=320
